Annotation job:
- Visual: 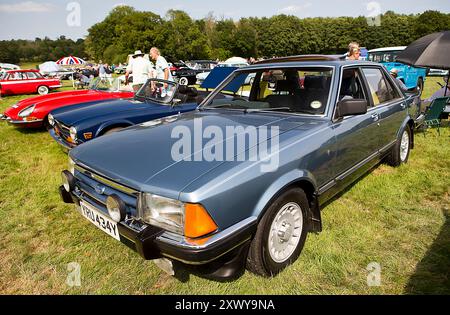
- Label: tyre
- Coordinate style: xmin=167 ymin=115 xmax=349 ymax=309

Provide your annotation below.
xmin=416 ymin=78 xmax=424 ymax=96
xmin=246 ymin=188 xmax=309 ymax=277
xmin=38 ymin=86 xmax=49 ymax=95
xmin=179 ymin=77 xmax=189 ymax=86
xmin=386 ymin=126 xmax=411 ymax=167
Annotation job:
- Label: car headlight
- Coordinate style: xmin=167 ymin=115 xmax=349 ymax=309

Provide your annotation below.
xmin=48 ymin=113 xmax=55 ymax=126
xmin=69 ymin=127 xmax=77 ymax=141
xmin=172 ymin=71 xmax=177 ymax=76
xmin=106 ymin=194 xmax=127 ymax=222
xmin=18 ymin=105 xmax=35 ymax=118
xmin=138 ymin=193 xmax=218 ymax=238
xmin=68 ymin=156 xmax=75 ymax=175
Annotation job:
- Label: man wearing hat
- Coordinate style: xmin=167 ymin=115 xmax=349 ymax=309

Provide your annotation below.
xmin=125 ymin=50 xmax=154 ymax=92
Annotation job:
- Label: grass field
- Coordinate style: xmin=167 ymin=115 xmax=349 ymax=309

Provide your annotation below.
xmin=0 ymin=77 xmax=448 ymax=294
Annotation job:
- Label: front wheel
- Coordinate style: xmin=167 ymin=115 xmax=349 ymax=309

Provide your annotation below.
xmin=246 ymin=188 xmax=309 ymax=277
xmin=38 ymin=86 xmax=49 ymax=95
xmin=386 ymin=126 xmax=411 ymax=167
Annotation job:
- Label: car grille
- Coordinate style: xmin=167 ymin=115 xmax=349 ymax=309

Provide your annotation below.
xmin=54 ymin=119 xmax=71 ymax=140
xmin=73 ymin=163 xmax=145 ymax=232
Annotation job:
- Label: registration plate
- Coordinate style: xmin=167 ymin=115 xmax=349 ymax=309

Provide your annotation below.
xmin=80 ymin=201 xmax=120 ymax=241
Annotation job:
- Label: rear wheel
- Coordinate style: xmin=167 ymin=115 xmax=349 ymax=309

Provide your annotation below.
xmin=246 ymin=188 xmax=309 ymax=277
xmin=416 ymin=78 xmax=424 ymax=96
xmin=386 ymin=126 xmax=411 ymax=167
xmin=38 ymin=86 xmax=49 ymax=95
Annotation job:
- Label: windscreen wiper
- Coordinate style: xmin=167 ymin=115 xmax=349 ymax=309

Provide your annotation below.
xmin=244 ymin=107 xmax=291 ymax=113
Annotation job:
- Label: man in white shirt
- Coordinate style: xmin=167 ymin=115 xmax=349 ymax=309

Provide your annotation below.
xmin=149 ymin=47 xmax=174 ymax=83
xmin=126 ymin=50 xmax=154 ymax=92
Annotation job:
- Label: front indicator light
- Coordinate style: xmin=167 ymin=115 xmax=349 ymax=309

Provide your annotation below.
xmin=184 ymin=204 xmax=218 ymax=238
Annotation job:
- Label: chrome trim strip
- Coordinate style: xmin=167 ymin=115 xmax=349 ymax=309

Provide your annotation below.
xmin=74 ymin=164 xmax=139 ymax=195
xmin=7 ymin=118 xmax=44 ymax=124
xmin=336 ymin=150 xmax=380 ymax=182
xmin=157 ymin=216 xmax=257 ymax=250
xmin=318 ymin=180 xmax=336 ymax=195
xmin=379 ymin=140 xmax=396 ymax=153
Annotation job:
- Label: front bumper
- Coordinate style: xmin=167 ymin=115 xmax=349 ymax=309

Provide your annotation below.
xmin=49 ymin=128 xmax=77 ymax=152
xmin=59 ymin=185 xmax=257 ymax=278
xmin=2 ymin=114 xmax=44 ymax=128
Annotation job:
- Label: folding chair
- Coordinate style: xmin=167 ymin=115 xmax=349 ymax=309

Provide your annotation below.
xmin=418 ymin=96 xmax=449 ymax=136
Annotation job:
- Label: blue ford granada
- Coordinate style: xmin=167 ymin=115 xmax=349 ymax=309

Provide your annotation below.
xmin=60 ymin=55 xmax=420 ymax=280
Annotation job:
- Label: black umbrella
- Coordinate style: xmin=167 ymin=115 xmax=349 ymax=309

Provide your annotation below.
xmin=396 ymin=30 xmax=450 ymax=96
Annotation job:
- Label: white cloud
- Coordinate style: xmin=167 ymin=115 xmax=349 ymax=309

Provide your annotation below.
xmin=0 ymin=1 xmax=56 ymax=13
xmin=278 ymin=3 xmax=312 ymax=15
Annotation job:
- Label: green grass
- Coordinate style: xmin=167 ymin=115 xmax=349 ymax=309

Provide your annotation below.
xmin=0 ymin=77 xmax=448 ymax=294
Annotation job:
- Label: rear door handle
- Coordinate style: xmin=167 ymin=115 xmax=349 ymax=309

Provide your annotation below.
xmin=371 ymin=113 xmax=379 ymax=121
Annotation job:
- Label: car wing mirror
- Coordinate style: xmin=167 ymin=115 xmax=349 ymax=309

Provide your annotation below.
xmin=337 ymin=99 xmax=368 ymax=117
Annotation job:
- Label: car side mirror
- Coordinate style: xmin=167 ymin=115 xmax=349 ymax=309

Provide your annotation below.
xmin=337 ymin=99 xmax=368 ymax=117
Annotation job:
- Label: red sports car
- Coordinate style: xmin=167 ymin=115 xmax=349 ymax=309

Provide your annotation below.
xmin=1 ymin=77 xmax=134 ymax=128
xmin=0 ymin=69 xmax=62 ymax=96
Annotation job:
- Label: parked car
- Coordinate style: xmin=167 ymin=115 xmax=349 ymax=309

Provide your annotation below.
xmin=196 ymin=61 xmax=248 ymax=85
xmin=0 ymin=69 xmax=61 ymax=96
xmin=49 ymin=78 xmax=205 ymax=151
xmin=1 ymin=77 xmax=134 ymax=129
xmin=0 ymin=63 xmax=20 ymax=70
xmin=169 ymin=60 xmax=198 ymax=86
xmin=367 ymin=46 xmax=427 ymax=94
xmin=59 ymin=55 xmax=420 ymax=280
xmin=185 ymin=60 xmax=218 ymax=72
xmin=427 ymin=68 xmax=449 ymax=76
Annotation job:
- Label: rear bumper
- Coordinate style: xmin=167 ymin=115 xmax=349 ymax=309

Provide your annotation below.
xmin=59 ymin=185 xmax=257 ymax=278
xmin=49 ymin=128 xmax=76 ymax=152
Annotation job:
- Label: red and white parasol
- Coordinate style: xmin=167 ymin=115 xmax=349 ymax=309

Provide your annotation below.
xmin=56 ymin=56 xmax=86 ymax=65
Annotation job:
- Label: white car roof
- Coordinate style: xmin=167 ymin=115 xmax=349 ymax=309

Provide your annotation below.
xmin=368 ymin=46 xmax=407 ymax=53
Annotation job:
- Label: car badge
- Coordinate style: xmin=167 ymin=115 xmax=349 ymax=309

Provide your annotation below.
xmin=94 ymin=184 xmax=106 ymax=195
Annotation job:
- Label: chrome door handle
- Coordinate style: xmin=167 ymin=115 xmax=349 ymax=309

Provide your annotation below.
xmin=400 ymin=103 xmax=407 ymax=109
xmin=371 ymin=113 xmax=379 ymax=121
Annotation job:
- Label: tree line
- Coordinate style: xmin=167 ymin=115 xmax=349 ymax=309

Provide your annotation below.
xmin=1 ymin=7 xmax=449 ymax=65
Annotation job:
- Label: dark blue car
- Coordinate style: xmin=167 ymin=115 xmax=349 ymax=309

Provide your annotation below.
xmin=59 ymin=56 xmax=420 ymax=280
xmin=48 ymin=78 xmax=204 ymax=150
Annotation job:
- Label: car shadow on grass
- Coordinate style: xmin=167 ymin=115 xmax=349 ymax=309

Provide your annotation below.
xmin=404 ymin=211 xmax=450 ymax=294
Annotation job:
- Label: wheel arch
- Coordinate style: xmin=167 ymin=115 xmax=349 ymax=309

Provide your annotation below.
xmin=96 ymin=120 xmax=134 ymax=136
xmin=252 ymin=170 xmax=322 ymax=232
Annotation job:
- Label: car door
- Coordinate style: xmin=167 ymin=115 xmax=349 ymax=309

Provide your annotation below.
xmin=360 ymin=67 xmax=405 ymax=150
xmin=24 ymin=71 xmax=39 ymax=93
xmin=332 ymin=67 xmax=381 ymax=180
xmin=7 ymin=72 xmax=27 ymax=94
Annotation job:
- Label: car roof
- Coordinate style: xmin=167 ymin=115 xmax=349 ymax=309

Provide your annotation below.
xmin=368 ymin=46 xmax=407 ymax=53
xmin=5 ymin=69 xmax=40 ymax=73
xmin=240 ymin=55 xmax=379 ymax=70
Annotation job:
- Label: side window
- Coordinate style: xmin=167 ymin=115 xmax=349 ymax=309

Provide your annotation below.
xmin=9 ymin=72 xmax=24 ymax=80
xmin=26 ymin=72 xmax=38 ymax=79
xmin=339 ymin=68 xmax=366 ymax=101
xmin=361 ymin=68 xmax=396 ymax=106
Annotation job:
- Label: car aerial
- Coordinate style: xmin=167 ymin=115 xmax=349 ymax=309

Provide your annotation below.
xmin=1 ymin=77 xmax=134 ymax=129
xmin=59 ymin=55 xmax=420 ymax=280
xmin=49 ymin=78 xmax=206 ymax=151
xmin=0 ymin=69 xmax=62 ymax=96
xmin=367 ymin=46 xmax=427 ymax=94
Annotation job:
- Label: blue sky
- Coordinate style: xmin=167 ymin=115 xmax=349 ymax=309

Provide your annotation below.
xmin=0 ymin=0 xmax=449 ymax=40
